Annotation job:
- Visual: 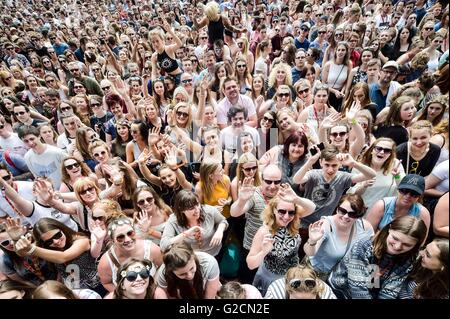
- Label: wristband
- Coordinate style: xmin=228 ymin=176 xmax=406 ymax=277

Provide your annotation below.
xmin=394 ymin=174 xmax=401 ymax=180
xmin=27 ymin=245 xmax=37 ymax=256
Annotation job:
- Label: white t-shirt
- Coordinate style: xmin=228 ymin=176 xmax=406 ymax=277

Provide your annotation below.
xmin=431 ymin=160 xmax=449 ymax=193
xmin=216 ymin=95 xmax=257 ymax=126
xmin=220 ymin=125 xmax=260 ymax=154
xmin=24 ymin=145 xmax=67 ymax=189
xmin=56 ymin=133 xmax=75 ymax=150
xmin=0 ymin=133 xmax=28 ymax=156
xmin=24 ymin=201 xmax=78 ymax=231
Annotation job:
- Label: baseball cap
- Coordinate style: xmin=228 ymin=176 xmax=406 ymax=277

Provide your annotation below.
xmin=398 ymin=174 xmax=425 ymax=196
xmin=301 ymin=22 xmax=311 ymax=30
xmin=382 ymin=61 xmax=399 ymax=72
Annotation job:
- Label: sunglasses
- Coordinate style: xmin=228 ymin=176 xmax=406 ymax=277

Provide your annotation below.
xmin=69 ymin=69 xmax=80 ymax=72
xmin=43 ymin=230 xmax=63 ymax=247
xmin=277 ymin=209 xmax=296 ymax=217
xmin=373 ymin=146 xmax=392 ymax=154
xmin=101 ymin=86 xmax=111 ymax=90
xmin=91 ymin=103 xmax=101 ymax=108
xmin=93 ymin=150 xmax=107 ymax=158
xmin=200 ymin=36 xmax=208 ymax=40
xmin=61 ymin=106 xmax=72 ymax=112
xmin=137 ymin=197 xmax=154 ymax=206
xmin=399 ymin=189 xmax=420 ymax=198
xmin=330 ymin=132 xmax=347 ymax=138
xmin=242 ymin=166 xmax=258 ymax=173
xmin=278 ymin=93 xmax=290 ymax=98
xmin=0 ymin=239 xmax=11 ymax=247
xmin=289 ymin=278 xmax=316 ymax=289
xmin=79 ymin=186 xmax=95 ymax=195
xmin=65 ymin=162 xmax=80 ymax=170
xmin=0 ymin=124 xmax=4 ymax=130
xmin=74 ymin=86 xmax=84 ymax=89
xmin=176 ymin=111 xmax=189 ymax=118
xmin=92 ymin=68 xmax=101 ymax=72
xmin=318 ymin=31 xmax=326 ymax=34
xmin=335 ymin=33 xmax=343 ymax=37
xmin=237 ymin=64 xmax=246 ymax=68
xmin=264 ymin=179 xmax=281 ymax=185
xmin=181 ymin=79 xmax=193 ymax=84
xmin=301 ymin=28 xmax=308 ymax=32
xmin=14 ymin=111 xmax=26 ymax=116
xmin=123 ymin=268 xmax=150 ymax=282
xmin=298 ymin=88 xmax=309 ymax=95
xmin=336 ymin=206 xmax=360 ymax=219
xmin=92 ymin=215 xmax=106 ymax=222
xmin=46 ymin=79 xmax=56 ymax=83
xmin=263 ymin=116 xmax=274 ymax=123
xmin=115 ymin=230 xmax=136 ymax=242
xmin=424 ymin=27 xmax=433 ymax=31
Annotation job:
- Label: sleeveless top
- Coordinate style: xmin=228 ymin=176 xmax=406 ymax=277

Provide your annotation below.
xmin=326 ymin=62 xmax=348 ymax=90
xmin=379 ymin=196 xmax=421 ymax=230
xmin=55 ymin=249 xmax=101 ymax=289
xmin=208 ymin=16 xmax=224 ymax=46
xmin=197 ymin=177 xmax=231 ymax=218
xmin=157 ymin=50 xmax=179 ymax=74
xmin=106 ymin=240 xmax=155 ymax=285
xmin=264 ymin=227 xmax=301 ymax=276
xmin=132 ymin=141 xmax=142 ymax=161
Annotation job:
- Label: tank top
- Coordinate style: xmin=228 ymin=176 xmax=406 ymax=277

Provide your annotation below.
xmin=326 ymin=62 xmax=348 ymax=90
xmin=379 ymin=196 xmax=421 ymax=230
xmin=157 ymin=50 xmax=179 ymax=74
xmin=106 ymin=240 xmax=155 ymax=285
xmin=208 ymin=16 xmax=224 ymax=46
xmin=263 ymin=227 xmax=301 ymax=276
xmin=197 ymin=177 xmax=231 ymax=218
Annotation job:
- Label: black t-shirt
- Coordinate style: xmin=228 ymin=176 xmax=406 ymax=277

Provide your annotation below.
xmin=396 ymin=142 xmax=441 ymax=177
xmin=374 ymin=125 xmax=409 ymax=146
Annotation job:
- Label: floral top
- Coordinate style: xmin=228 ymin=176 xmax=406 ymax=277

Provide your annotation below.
xmin=264 ymin=227 xmax=301 ymax=276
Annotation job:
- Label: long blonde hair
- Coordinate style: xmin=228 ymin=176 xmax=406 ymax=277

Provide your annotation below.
xmin=262 ymin=198 xmax=301 ymax=237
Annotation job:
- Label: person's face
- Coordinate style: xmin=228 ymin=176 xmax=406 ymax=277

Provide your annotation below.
xmin=224 ymin=80 xmax=239 ymax=100
xmin=113 ymin=224 xmax=136 ymax=251
xmin=204 ymin=130 xmax=219 ymax=147
xmin=335 ymin=200 xmax=359 ymax=227
xmin=427 ymin=103 xmax=444 ymax=120
xmin=21 ymin=134 xmax=40 ymax=149
xmin=64 ymin=159 xmax=81 ymax=176
xmin=92 ymin=146 xmax=109 ymax=163
xmin=176 ymin=106 xmax=189 ymax=125
xmin=288 ymin=142 xmax=305 ymax=159
xmin=0 ymin=289 xmax=25 ymax=299
xmin=136 ymin=190 xmax=155 ymax=212
xmin=432 ymin=36 xmax=444 ymax=48
xmin=45 ymin=76 xmax=57 ymax=88
xmin=110 ymin=103 xmax=123 ymax=117
xmin=386 ymin=230 xmax=417 ymax=255
xmin=173 ymin=257 xmax=196 ymax=281
xmin=400 ymin=101 xmax=416 ymax=122
xmin=295 ymin=52 xmax=306 ymax=67
xmin=371 ymin=140 xmax=393 ymax=164
xmin=2 ymin=98 xmax=14 ymax=110
xmin=26 ymin=76 xmax=37 ymax=88
xmin=367 ymin=65 xmax=379 ymax=78
xmin=174 ymin=93 xmax=187 ymax=104
xmin=336 ymin=44 xmax=347 ymax=59
xmin=410 ymin=128 xmax=431 ymax=150
xmin=182 ymin=61 xmax=192 ymax=73
xmin=407 ymin=14 xmax=416 ymax=25
xmin=420 ymin=242 xmax=444 ymax=271
xmin=361 ymin=51 xmax=373 ymax=64
xmin=150 ymin=35 xmax=163 ymax=51
xmin=78 ymin=183 xmax=98 ymax=204
xmin=204 ymin=106 xmax=216 ymax=123
xmin=159 ymin=168 xmax=177 ymax=187
xmin=231 ymin=112 xmax=245 ymax=129
xmin=0 ymin=230 xmax=15 ymax=251
xmin=217 ymin=66 xmax=227 ymax=79
xmin=276 ymin=68 xmax=286 ymax=83
xmin=116 ymin=124 xmax=129 ymax=138
xmin=13 ymin=106 xmax=31 ymax=123
xmin=277 ymin=88 xmax=290 ymax=105
xmin=400 ymin=28 xmax=410 ymax=39
xmin=240 ymin=136 xmax=254 ymax=153
xmin=206 ymin=56 xmax=216 ymax=68
xmin=75 ymin=97 xmax=87 ymax=110
xmin=277 ymin=113 xmax=292 ymax=131
xmin=62 ymin=116 xmax=78 ymax=133
xmin=320 ymin=158 xmax=340 ymax=179
xmin=329 ymin=126 xmax=348 ymax=147
xmin=314 ymin=89 xmax=328 ymax=105
xmin=181 ymin=75 xmax=193 ymax=88
xmin=261 ymin=170 xmax=282 ymax=197
xmin=353 ymin=88 xmax=365 ymax=103
xmin=73 ymin=83 xmax=86 ymax=94
xmin=40 ymin=229 xmax=67 ymax=250
xmin=154 ymin=82 xmax=165 ymax=96
xmin=130 ymin=124 xmax=142 ymax=141
xmin=121 ymin=262 xmax=150 ymax=296
xmin=211 ymin=165 xmax=224 ymax=182
xmin=380 ymin=68 xmax=397 ymax=84
xmin=241 ymin=161 xmax=258 ymax=178
xmin=69 ymin=65 xmax=82 ymax=78
xmin=275 ymin=200 xmax=296 ymax=227
xmin=145 ymin=104 xmax=157 ymax=119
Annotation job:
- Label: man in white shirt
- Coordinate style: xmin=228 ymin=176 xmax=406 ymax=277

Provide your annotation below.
xmin=217 ymin=77 xmax=258 ymax=129
xmin=0 ymin=120 xmax=28 ymax=156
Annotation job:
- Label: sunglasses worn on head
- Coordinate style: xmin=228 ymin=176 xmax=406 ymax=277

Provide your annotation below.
xmin=277 ymin=209 xmax=296 ymax=217
xmin=123 ymin=268 xmax=150 ymax=282
xmin=115 ymin=230 xmax=136 ymax=242
xmin=264 ymin=179 xmax=281 ymax=185
xmin=399 ymin=189 xmax=420 ymax=198
xmin=289 ymin=278 xmax=316 ymax=289
xmin=43 ymin=230 xmax=63 ymax=247
xmin=336 ymin=206 xmax=360 ymax=219
xmin=137 ymin=197 xmax=154 ymax=206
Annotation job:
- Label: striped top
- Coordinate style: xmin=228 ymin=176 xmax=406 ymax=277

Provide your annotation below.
xmin=264 ymin=277 xmax=337 ymax=299
xmin=243 ymin=187 xmax=266 ymax=250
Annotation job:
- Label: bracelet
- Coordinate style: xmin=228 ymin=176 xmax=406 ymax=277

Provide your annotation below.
xmin=27 ymin=245 xmax=37 ymax=256
xmin=307 ymin=240 xmax=317 ymax=246
xmin=394 ymin=174 xmax=401 ymax=180
xmin=349 ymin=118 xmax=358 ymax=125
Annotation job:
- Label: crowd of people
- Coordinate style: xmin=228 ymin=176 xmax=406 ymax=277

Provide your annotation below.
xmin=0 ymin=0 xmax=448 ymax=300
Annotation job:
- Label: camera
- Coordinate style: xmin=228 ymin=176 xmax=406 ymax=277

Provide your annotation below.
xmin=310 ymin=142 xmax=325 ymax=156
xmin=99 ymin=38 xmax=106 ymax=45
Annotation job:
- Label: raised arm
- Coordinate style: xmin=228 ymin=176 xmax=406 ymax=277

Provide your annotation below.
xmin=0 ymin=176 xmax=33 ymax=217
xmin=345 ymin=102 xmax=365 ymax=158
xmin=246 ymin=226 xmax=273 ymax=270
xmin=230 ymin=177 xmax=255 ymax=217
xmin=293 ymin=147 xmax=321 ymax=185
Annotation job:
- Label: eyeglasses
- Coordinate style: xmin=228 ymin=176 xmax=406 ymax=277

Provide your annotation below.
xmin=65 ymin=162 xmax=80 ymax=170
xmin=0 ymin=239 xmax=11 ymax=247
xmin=330 ymin=132 xmax=347 ymax=138
xmin=14 ymin=111 xmax=26 ymax=116
xmin=263 ymin=179 xmax=281 ymax=185
xmin=289 ymin=278 xmax=316 ymax=289
xmin=399 ymin=189 xmax=420 ymax=198
xmin=115 ymin=230 xmax=136 ymax=242
xmin=277 ymin=209 xmax=296 ymax=217
xmin=278 ymin=93 xmax=290 ymax=98
xmin=263 ymin=116 xmax=274 ymax=123
xmin=181 ymin=79 xmax=193 ymax=84
xmin=410 ymin=161 xmax=419 ymax=174
xmin=6 ymin=47 xmax=14 ymax=50
xmin=92 ymin=215 xmax=106 ymax=222
xmin=176 ymin=111 xmax=189 ymax=118
xmin=93 ymin=150 xmax=107 ymax=158
xmin=42 ymin=230 xmax=63 ymax=247
xmin=137 ymin=197 xmax=154 ymax=206
xmin=336 ymin=206 xmax=360 ymax=219
xmin=79 ymin=186 xmax=96 ymax=195
xmin=123 ymin=268 xmax=151 ymax=282
xmin=373 ymin=146 xmax=392 ymax=154
xmin=242 ymin=166 xmax=258 ymax=173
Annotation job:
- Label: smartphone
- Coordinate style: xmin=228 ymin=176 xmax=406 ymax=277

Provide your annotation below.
xmin=310 ymin=142 xmax=325 ymax=156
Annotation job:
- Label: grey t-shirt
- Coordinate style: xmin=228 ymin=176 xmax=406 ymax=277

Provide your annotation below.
xmin=242 ymin=187 xmax=266 ymax=250
xmin=301 ymin=170 xmax=353 ymax=228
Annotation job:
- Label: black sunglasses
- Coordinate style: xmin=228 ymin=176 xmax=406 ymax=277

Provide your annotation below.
xmin=336 ymin=206 xmax=360 ymax=219
xmin=92 ymin=215 xmax=106 ymax=222
xmin=278 ymin=93 xmax=290 ymax=98
xmin=43 ymin=230 xmax=63 ymax=247
xmin=0 ymin=239 xmax=11 ymax=247
xmin=65 ymin=162 xmax=80 ymax=170
xmin=124 ymin=268 xmax=151 ymax=282
xmin=14 ymin=111 xmax=26 ymax=116
xmin=0 ymin=174 xmax=11 ymax=181
xmin=373 ymin=146 xmax=392 ymax=154
xmin=137 ymin=197 xmax=154 ymax=206
xmin=264 ymin=179 xmax=281 ymax=185
xmin=289 ymin=278 xmax=316 ymax=289
xmin=399 ymin=189 xmax=420 ymax=198
xmin=176 ymin=111 xmax=189 ymax=118
xmin=277 ymin=209 xmax=296 ymax=217
xmin=263 ymin=116 xmax=274 ymax=123
xmin=79 ymin=186 xmax=95 ymax=195
xmin=242 ymin=165 xmax=258 ymax=173
xmin=330 ymin=132 xmax=347 ymax=138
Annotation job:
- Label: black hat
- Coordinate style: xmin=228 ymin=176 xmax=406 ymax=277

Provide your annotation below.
xmin=398 ymin=174 xmax=425 ymax=195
